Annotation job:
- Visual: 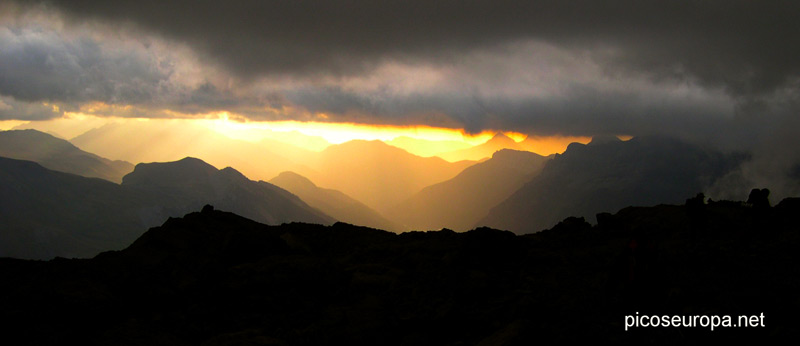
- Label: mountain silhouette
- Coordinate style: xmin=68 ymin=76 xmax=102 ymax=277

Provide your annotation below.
xmin=70 ymin=121 xmax=311 ymax=181
xmin=303 ymin=140 xmax=476 ymax=214
xmin=1 ymin=195 xmax=798 ymax=344
xmin=0 ymin=129 xmax=133 ymax=183
xmin=391 ymin=149 xmax=550 ymax=231
xmin=0 ymin=156 xmax=333 ymax=259
xmin=438 ymin=133 xmax=523 ymax=161
xmin=270 ymin=171 xmax=400 ymax=231
xmin=0 ymin=156 xmax=144 ymax=259
xmin=122 ymin=157 xmax=334 ymax=227
xmin=478 ymin=136 xmax=748 ymax=234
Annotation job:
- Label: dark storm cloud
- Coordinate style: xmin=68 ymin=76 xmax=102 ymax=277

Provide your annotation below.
xmin=34 ymin=0 xmax=800 ymax=98
xmin=0 ymin=26 xmax=171 ymax=105
xmin=0 ymin=24 xmax=280 ymax=120
xmin=0 ymin=95 xmax=61 ymax=120
xmin=286 ymin=82 xmax=734 ymax=139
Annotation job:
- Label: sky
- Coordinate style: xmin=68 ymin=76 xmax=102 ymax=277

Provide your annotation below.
xmin=1 ymin=1 xmax=800 ymax=196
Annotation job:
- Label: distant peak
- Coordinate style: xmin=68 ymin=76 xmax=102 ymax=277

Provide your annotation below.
xmin=564 ymin=141 xmax=588 ymax=152
xmin=219 ymin=166 xmax=248 ymax=180
xmin=324 ymin=139 xmax=408 ymax=156
xmin=489 ymin=132 xmax=514 ymax=142
xmin=170 ymin=157 xmax=219 ymax=171
xmin=1 ymin=128 xmax=70 ymax=143
xmin=123 ymin=157 xmax=219 ymax=186
xmin=271 ymin=171 xmax=317 ymax=189
xmin=588 ymin=135 xmax=623 ymax=146
xmin=351 ymin=139 xmax=389 ymax=146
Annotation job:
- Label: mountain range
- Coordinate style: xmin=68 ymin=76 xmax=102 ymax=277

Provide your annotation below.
xmin=391 ymin=149 xmax=550 ymax=231
xmin=1 ymin=195 xmax=797 ymax=344
xmin=479 ymin=136 xmax=748 ymax=234
xmin=67 ymin=123 xmax=480 ymax=214
xmin=269 ymin=171 xmax=399 ymax=231
xmin=303 ymin=140 xmax=476 ymax=214
xmin=438 ymin=133 xmax=523 ymax=162
xmin=70 ymin=121 xmax=311 ymax=181
xmin=0 ymin=129 xmax=133 ymax=183
xmin=0 ymin=156 xmax=332 ymax=259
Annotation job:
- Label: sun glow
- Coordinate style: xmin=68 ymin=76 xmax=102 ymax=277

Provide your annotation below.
xmin=8 ymin=111 xmax=592 ymax=163
xmin=0 ymin=120 xmax=28 ymax=131
xmin=201 ymin=113 xmax=521 ymax=147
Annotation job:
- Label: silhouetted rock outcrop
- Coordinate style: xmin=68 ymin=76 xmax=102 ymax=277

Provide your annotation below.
xmin=747 ymin=188 xmax=771 ymax=208
xmin=1 ymin=196 xmax=799 ymax=344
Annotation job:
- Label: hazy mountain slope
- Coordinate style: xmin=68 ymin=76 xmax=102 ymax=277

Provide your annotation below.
xmin=438 ymin=133 xmax=524 ymax=161
xmin=270 ymin=171 xmax=400 ymax=231
xmin=0 ymin=156 xmax=333 ymax=259
xmin=392 ymin=149 xmax=550 ymax=231
xmin=478 ymin=136 xmax=747 ymax=234
xmin=71 ymin=121 xmax=306 ymax=181
xmin=0 ymin=129 xmax=133 ymax=183
xmin=305 ymin=140 xmax=476 ymax=214
xmin=122 ymin=157 xmax=334 ymax=226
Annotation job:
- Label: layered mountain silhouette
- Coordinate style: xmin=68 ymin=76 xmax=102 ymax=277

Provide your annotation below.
xmin=303 ymin=140 xmax=476 ymax=214
xmin=0 ymin=156 xmax=144 ymax=259
xmin=71 ymin=121 xmax=312 ymax=181
xmin=0 ymin=156 xmax=332 ymax=259
xmin=438 ymin=133 xmax=524 ymax=161
xmin=391 ymin=149 xmax=550 ymax=231
xmin=122 ymin=157 xmax=333 ymax=226
xmin=0 ymin=129 xmax=133 ymax=183
xmin=269 ymin=171 xmax=399 ymax=231
xmin=479 ymin=136 xmax=748 ymax=234
xmin=1 ymin=195 xmax=798 ymax=344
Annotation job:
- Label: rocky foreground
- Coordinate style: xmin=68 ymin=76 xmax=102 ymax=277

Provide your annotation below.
xmin=2 ymin=195 xmax=799 ymax=345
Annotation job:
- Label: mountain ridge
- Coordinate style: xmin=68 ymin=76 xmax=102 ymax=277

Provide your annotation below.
xmin=391 ymin=149 xmax=550 ymax=231
xmin=269 ymin=171 xmax=400 ymax=231
xmin=478 ymin=135 xmax=748 ymax=234
xmin=0 ymin=129 xmax=133 ymax=183
xmin=1 ymin=194 xmax=797 ymax=344
xmin=0 ymin=156 xmax=333 ymax=259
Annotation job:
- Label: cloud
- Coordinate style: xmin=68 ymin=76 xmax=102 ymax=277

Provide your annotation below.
xmin=0 ymin=26 xmax=169 ymax=105
xmin=1 ymin=1 xmax=798 ymax=199
xmin=27 ymin=0 xmax=800 ymax=98
xmin=0 ymin=95 xmax=62 ymax=120
xmin=0 ymin=22 xmax=283 ymax=120
xmin=1 ymin=1 xmax=798 ymax=149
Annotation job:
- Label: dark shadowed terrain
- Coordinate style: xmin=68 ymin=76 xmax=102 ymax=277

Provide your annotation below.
xmin=1 ymin=192 xmax=798 ymax=345
xmin=480 ymin=136 xmax=748 ymax=234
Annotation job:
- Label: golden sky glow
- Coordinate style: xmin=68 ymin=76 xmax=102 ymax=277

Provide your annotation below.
xmin=8 ymin=111 xmax=606 ymax=160
xmin=201 ymin=112 xmax=524 ymax=146
xmin=0 ymin=120 xmax=27 ymax=131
